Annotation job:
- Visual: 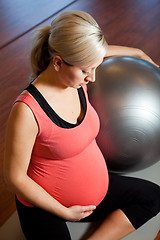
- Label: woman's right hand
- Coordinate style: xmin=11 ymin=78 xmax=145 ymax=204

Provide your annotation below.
xmin=66 ymin=205 xmax=96 ymax=222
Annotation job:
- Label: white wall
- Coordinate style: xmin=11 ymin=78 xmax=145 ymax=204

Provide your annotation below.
xmin=0 ymin=161 xmax=159 ymax=240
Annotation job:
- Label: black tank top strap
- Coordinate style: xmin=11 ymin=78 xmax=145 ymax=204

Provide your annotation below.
xmin=25 ymin=83 xmax=87 ymax=128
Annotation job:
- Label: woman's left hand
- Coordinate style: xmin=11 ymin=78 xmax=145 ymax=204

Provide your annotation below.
xmin=106 ymin=45 xmax=159 ymax=68
xmin=139 ymin=50 xmax=159 ymax=68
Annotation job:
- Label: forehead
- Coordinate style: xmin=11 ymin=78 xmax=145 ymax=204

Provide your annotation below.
xmin=83 ymin=57 xmax=104 ymax=70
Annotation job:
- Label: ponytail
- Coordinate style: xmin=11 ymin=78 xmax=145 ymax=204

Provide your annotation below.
xmin=30 ymin=25 xmax=51 ymax=79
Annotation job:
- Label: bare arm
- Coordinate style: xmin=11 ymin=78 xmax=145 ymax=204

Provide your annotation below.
xmin=105 ymin=45 xmax=159 ymax=67
xmin=4 ymin=102 xmax=95 ymax=221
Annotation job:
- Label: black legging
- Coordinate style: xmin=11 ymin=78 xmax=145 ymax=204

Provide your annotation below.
xmin=16 ymin=173 xmax=160 ymax=240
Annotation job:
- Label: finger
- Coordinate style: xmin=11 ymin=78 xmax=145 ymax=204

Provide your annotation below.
xmin=150 ymin=60 xmax=159 ymax=67
xmin=81 ymin=205 xmax=96 ymax=212
xmin=81 ymin=210 xmax=93 ymax=219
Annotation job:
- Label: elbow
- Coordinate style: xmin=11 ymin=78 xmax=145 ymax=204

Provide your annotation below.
xmin=3 ymin=169 xmax=24 ymax=193
xmin=3 ymin=169 xmax=15 ymax=191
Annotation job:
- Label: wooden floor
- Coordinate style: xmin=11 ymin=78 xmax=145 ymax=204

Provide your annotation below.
xmin=0 ymin=0 xmax=160 ymax=236
xmin=155 ymin=231 xmax=160 ymax=240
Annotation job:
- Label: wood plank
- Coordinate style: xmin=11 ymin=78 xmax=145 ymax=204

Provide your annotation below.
xmin=0 ymin=0 xmax=77 ymax=48
xmin=0 ymin=0 xmax=160 ymax=227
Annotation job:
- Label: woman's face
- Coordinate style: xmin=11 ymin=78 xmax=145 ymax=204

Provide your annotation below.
xmin=55 ymin=56 xmax=104 ymax=89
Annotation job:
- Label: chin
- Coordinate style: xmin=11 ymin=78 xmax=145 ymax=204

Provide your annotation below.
xmin=71 ymin=85 xmax=81 ymax=89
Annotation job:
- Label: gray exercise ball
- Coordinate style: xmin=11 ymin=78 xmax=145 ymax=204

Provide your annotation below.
xmin=88 ymin=56 xmax=160 ymax=173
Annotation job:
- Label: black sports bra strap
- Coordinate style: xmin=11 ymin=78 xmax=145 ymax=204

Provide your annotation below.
xmin=25 ymin=83 xmax=87 ymax=129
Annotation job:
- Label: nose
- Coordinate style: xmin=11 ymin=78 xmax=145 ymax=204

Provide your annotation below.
xmin=85 ymin=70 xmax=96 ymax=83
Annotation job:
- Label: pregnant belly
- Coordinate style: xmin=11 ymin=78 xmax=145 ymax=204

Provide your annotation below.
xmin=50 ymin=141 xmax=109 ymax=207
xmin=20 ymin=140 xmax=109 ymax=208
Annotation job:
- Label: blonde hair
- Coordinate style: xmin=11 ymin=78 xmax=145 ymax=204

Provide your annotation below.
xmin=30 ymin=10 xmax=108 ymax=79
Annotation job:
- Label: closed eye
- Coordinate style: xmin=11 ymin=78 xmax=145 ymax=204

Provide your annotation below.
xmin=82 ymin=70 xmax=90 ymax=75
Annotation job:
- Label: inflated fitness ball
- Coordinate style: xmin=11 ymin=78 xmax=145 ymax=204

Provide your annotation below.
xmin=88 ymin=56 xmax=160 ymax=173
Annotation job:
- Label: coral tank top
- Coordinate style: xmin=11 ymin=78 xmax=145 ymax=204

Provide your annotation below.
xmin=15 ymin=85 xmax=109 ymax=207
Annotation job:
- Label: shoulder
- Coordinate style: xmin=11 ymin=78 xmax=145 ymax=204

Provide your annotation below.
xmin=11 ymin=98 xmax=35 ymax=120
xmin=8 ymin=100 xmax=39 ymax=136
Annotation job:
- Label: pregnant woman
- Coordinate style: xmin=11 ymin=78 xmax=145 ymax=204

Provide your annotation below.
xmin=4 ymin=11 xmax=160 ymax=240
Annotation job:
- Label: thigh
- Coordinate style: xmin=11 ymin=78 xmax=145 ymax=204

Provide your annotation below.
xmin=16 ymin=198 xmax=71 ymax=240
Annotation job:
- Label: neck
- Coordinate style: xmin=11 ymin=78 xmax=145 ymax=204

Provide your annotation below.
xmin=35 ymin=63 xmax=69 ymax=91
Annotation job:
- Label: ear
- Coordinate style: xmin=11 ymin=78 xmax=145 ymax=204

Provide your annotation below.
xmin=52 ymin=56 xmax=63 ymax=71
